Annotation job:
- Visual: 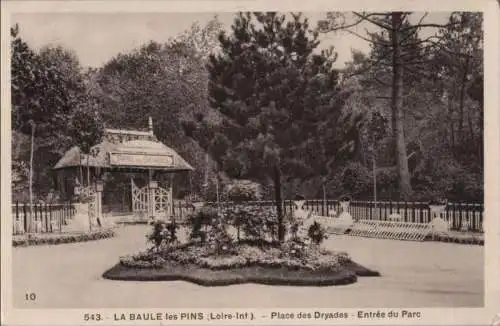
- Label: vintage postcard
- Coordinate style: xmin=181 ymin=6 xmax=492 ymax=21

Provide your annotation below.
xmin=1 ymin=0 xmax=499 ymax=325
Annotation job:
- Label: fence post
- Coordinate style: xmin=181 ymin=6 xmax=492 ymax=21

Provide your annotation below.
xmin=451 ymin=202 xmax=456 ymax=230
xmin=411 ymin=203 xmax=415 ymax=223
xmin=44 ymin=203 xmax=48 ymax=232
xmin=49 ymin=204 xmax=53 ymax=232
xmin=15 ymin=201 xmax=20 ymax=231
xmin=471 ymin=204 xmax=477 ymax=232
xmin=458 ymin=202 xmax=463 ymax=230
xmin=34 ymin=203 xmax=38 ymax=231
xmin=402 ymin=201 xmax=406 ymax=222
xmin=23 ymin=203 xmax=28 ymax=233
xmin=479 ymin=204 xmax=484 ymax=232
xmin=59 ymin=205 xmax=62 ymax=232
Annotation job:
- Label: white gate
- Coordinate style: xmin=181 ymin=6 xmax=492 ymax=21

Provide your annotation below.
xmin=131 ymin=179 xmax=172 ymax=219
xmin=131 ymin=179 xmax=148 ymax=213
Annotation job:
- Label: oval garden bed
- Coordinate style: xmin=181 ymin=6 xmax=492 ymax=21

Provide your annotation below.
xmin=103 ymin=240 xmax=380 ymax=286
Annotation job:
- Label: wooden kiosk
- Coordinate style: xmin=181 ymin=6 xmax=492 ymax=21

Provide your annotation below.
xmin=53 ymin=117 xmax=194 ymax=227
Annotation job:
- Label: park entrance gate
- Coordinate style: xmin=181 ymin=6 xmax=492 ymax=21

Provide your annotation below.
xmin=131 ymin=179 xmax=172 ymax=219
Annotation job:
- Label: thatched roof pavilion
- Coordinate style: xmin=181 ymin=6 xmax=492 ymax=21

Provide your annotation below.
xmin=53 ymin=117 xmax=194 ymax=220
xmin=54 ymin=122 xmax=193 ymax=173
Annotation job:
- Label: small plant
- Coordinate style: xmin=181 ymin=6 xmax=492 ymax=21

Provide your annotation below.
xmin=206 ymin=214 xmax=235 ymax=256
xmin=307 ymin=221 xmax=327 ymax=246
xmin=290 ymin=221 xmax=300 ymax=241
xmin=147 ymin=220 xmax=178 ymax=251
xmin=188 ymin=205 xmax=218 ymax=243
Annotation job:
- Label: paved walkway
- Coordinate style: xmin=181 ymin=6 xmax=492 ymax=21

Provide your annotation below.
xmin=12 ymin=225 xmax=483 ymax=308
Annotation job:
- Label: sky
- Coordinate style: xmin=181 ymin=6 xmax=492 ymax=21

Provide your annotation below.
xmin=12 ymin=12 xmax=451 ymax=69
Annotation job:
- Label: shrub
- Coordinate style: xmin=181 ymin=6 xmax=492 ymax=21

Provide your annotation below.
xmin=341 ymin=162 xmax=371 ymax=196
xmin=206 ymin=215 xmax=235 ymax=256
xmin=279 ymin=239 xmax=309 ymax=260
xmin=188 ymin=206 xmax=218 ymax=243
xmin=226 ymin=179 xmax=263 ymax=202
xmin=308 ymin=221 xmax=327 ymax=246
xmin=222 ymin=205 xmax=277 ymax=242
xmin=147 ymin=220 xmax=178 ymax=251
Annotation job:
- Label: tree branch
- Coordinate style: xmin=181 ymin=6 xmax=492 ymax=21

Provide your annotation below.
xmin=340 ymin=46 xmax=394 ymax=80
xmin=414 ymin=12 xmax=429 ymax=28
xmin=353 ymin=12 xmax=393 ymax=31
xmin=400 ymin=21 xmax=459 ymax=33
xmin=343 ymin=28 xmax=389 ymax=46
xmin=400 ymin=64 xmax=437 ymax=80
xmin=428 ymin=39 xmax=476 ymax=58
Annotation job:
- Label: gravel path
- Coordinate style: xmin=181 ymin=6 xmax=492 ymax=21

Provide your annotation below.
xmin=12 ymin=225 xmax=483 ymax=308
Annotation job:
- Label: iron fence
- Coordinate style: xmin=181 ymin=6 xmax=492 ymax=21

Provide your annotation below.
xmin=12 ymin=202 xmax=76 ymax=234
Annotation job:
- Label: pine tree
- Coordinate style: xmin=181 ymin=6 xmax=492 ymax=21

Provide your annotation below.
xmin=193 ymin=12 xmax=349 ymax=242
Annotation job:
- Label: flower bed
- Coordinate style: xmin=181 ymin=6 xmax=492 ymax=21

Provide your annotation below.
xmin=425 ymin=233 xmax=484 ymax=246
xmin=12 ymin=229 xmax=116 ymax=247
xmin=106 ymin=240 xmax=379 ymax=286
xmin=102 ymin=263 xmax=360 ymax=286
xmin=103 ymin=209 xmax=379 ymax=286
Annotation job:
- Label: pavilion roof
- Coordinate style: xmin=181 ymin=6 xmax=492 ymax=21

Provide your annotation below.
xmin=53 ymin=119 xmax=194 ymax=172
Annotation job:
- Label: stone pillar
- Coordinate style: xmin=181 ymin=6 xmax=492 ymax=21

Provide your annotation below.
xmin=14 ymin=217 xmax=24 ymax=235
xmin=96 ymin=180 xmax=104 ymax=227
xmin=293 ymin=200 xmax=307 ymax=220
xmin=429 ymin=204 xmax=449 ymax=235
xmin=340 ymin=200 xmax=350 ymax=214
xmin=336 ymin=198 xmax=354 ymax=228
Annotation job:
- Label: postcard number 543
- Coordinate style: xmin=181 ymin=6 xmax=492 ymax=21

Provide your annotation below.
xmin=84 ymin=313 xmax=103 ymax=321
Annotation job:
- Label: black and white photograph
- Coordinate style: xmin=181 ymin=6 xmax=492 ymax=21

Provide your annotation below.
xmin=1 ymin=1 xmax=499 ymax=325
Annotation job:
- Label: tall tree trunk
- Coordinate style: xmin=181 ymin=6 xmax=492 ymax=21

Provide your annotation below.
xmin=29 ymin=123 xmax=35 ymax=232
xmin=458 ymin=58 xmax=470 ymax=144
xmin=391 ymin=13 xmax=412 ymax=200
xmin=447 ymin=94 xmax=456 ymax=148
xmin=87 ymin=155 xmax=90 ymax=188
xmin=274 ymin=163 xmax=284 ymax=242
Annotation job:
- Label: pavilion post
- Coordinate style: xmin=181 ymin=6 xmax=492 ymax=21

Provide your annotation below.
xmin=96 ymin=180 xmax=104 ymax=227
xmin=148 ymin=169 xmax=158 ymax=221
xmin=169 ymin=173 xmax=174 ymax=221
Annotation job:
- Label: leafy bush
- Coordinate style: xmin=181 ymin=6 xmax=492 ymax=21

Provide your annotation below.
xmin=147 ymin=220 xmax=178 ymax=251
xmin=225 ymin=179 xmax=263 ymax=202
xmin=188 ymin=205 xmax=219 ymax=243
xmin=412 ymin=155 xmax=483 ymax=203
xmin=341 ymin=162 xmax=371 ymax=196
xmin=279 ymin=239 xmax=309 ymax=260
xmin=206 ymin=215 xmax=235 ymax=256
xmin=221 ymin=205 xmax=277 ymax=242
xmin=307 ymin=221 xmax=327 ymax=246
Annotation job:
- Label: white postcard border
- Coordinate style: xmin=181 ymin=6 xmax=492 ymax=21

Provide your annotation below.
xmin=1 ymin=1 xmax=499 ymax=325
